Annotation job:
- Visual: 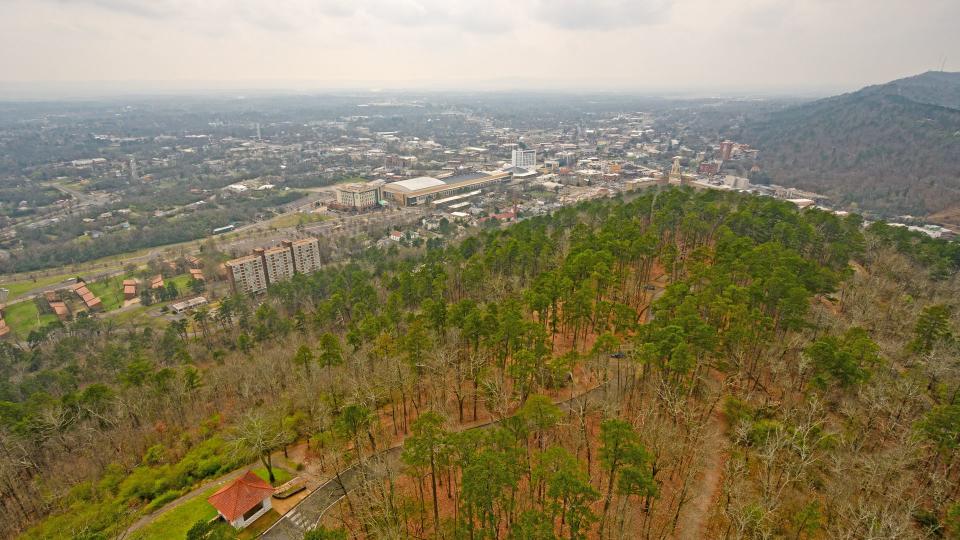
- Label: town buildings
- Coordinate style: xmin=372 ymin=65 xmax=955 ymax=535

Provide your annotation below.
xmin=71 ymin=281 xmax=102 ymax=312
xmin=122 ymin=279 xmax=138 ymax=300
xmin=226 ymin=237 xmax=322 ymax=294
xmin=382 ymin=170 xmax=510 ymax=206
xmin=512 ymin=149 xmax=536 ymax=169
xmin=170 ymin=296 xmax=208 ymax=314
xmin=719 ymin=140 xmax=734 ymax=161
xmin=257 ymin=246 xmax=296 ymax=285
xmin=283 ymin=238 xmax=322 ymax=274
xmin=226 ymin=254 xmax=269 ymax=294
xmin=334 ymin=180 xmax=384 ymax=210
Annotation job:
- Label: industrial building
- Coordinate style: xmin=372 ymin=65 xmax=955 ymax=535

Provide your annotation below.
xmin=382 ymin=170 xmax=510 ymax=206
xmin=429 ymin=190 xmax=481 ymax=208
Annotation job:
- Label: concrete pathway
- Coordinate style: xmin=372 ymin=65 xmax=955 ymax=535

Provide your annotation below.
xmin=261 ymin=380 xmax=615 ymax=539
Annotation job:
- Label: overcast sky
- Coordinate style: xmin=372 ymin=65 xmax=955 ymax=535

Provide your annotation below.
xmin=1 ymin=0 xmax=958 ymax=97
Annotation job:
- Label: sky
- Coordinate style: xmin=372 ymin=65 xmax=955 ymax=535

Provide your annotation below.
xmin=0 ymin=0 xmax=958 ymax=98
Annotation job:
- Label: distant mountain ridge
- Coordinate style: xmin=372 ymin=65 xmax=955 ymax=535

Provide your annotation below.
xmin=736 ymin=71 xmax=960 ymax=220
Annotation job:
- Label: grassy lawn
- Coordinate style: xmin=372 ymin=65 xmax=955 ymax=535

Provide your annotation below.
xmin=168 ymin=274 xmax=195 ymax=294
xmin=254 ymin=465 xmax=292 ymax=486
xmin=106 ymin=303 xmax=172 ymax=330
xmin=4 ymin=300 xmax=57 ymax=336
xmin=132 ymin=486 xmax=220 ymax=540
xmin=131 ymin=466 xmax=292 ymax=540
xmin=1 ymin=272 xmax=78 ymax=301
xmin=87 ymin=278 xmax=126 ymax=312
xmin=108 ymin=304 xmax=151 ymax=325
xmin=269 ymin=212 xmax=329 ymax=229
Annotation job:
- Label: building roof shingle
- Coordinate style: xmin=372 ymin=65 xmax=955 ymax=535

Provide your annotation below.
xmin=207 ymin=470 xmax=274 ymax=522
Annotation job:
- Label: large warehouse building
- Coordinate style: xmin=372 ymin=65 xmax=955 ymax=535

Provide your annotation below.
xmin=382 ymin=170 xmax=510 ymax=206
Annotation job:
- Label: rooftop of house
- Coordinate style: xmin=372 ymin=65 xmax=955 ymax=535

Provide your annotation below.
xmin=206 ymin=470 xmax=274 ymax=522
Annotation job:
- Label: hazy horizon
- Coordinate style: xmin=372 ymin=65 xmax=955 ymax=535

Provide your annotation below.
xmin=2 ymin=0 xmax=958 ymax=100
xmin=0 ymin=77 xmax=864 ymax=101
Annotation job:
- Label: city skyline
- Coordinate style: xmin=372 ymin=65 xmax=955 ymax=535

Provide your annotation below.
xmin=1 ymin=0 xmax=958 ymax=98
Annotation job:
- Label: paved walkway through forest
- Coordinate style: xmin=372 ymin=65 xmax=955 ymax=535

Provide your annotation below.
xmin=122 ymin=466 xmax=252 ymax=538
xmin=260 ymin=380 xmax=616 ymax=539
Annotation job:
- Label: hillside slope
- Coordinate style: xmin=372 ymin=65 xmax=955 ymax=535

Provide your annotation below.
xmin=737 ymin=71 xmax=960 ymax=219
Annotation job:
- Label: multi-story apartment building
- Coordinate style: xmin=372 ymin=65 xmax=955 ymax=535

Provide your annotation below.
xmin=226 ymin=237 xmax=325 ymax=294
xmin=257 ymin=246 xmax=295 ymax=285
xmin=512 ymin=149 xmax=536 ymax=169
xmin=226 ymin=254 xmax=268 ymax=294
xmin=719 ymin=140 xmax=734 ymax=161
xmin=283 ymin=238 xmax=322 ymax=274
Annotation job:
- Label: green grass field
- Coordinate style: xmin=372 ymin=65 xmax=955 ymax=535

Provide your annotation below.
xmin=166 ymin=274 xmax=198 ymax=298
xmin=131 ymin=487 xmax=219 ymax=540
xmin=131 ymin=467 xmax=292 ymax=540
xmin=1 ymin=272 xmax=77 ymax=301
xmin=87 ymin=278 xmax=126 ymax=312
xmin=3 ymin=300 xmax=57 ymax=336
xmin=269 ymin=212 xmax=329 ymax=229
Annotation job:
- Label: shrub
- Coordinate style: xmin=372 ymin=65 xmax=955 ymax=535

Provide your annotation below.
xmin=144 ymin=489 xmax=182 ymax=513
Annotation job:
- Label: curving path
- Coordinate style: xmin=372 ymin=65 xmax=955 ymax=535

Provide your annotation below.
xmin=260 ymin=380 xmax=616 ymax=539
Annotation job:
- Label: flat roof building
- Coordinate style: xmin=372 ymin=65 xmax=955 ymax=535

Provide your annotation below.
xmin=226 ymin=237 xmax=325 ymax=294
xmin=512 ymin=149 xmax=536 ymax=169
xmin=334 ymin=181 xmax=383 ymax=210
xmin=382 ymin=170 xmax=509 ymax=206
xmin=283 ymin=238 xmax=322 ymax=275
xmin=257 ymin=246 xmax=295 ymax=285
xmin=171 ymin=296 xmax=208 ymax=314
xmin=226 ymin=255 xmax=268 ymax=295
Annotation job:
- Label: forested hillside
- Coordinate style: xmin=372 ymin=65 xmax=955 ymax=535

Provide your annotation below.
xmin=737 ymin=71 xmax=960 ymax=218
xmin=1 ymin=188 xmax=959 ymax=539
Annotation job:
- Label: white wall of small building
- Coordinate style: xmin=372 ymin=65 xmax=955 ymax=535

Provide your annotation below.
xmin=224 ymin=496 xmax=272 ymax=529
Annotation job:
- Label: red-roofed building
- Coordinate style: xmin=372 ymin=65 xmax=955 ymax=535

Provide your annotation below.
xmin=150 ymin=275 xmax=164 ymax=289
xmin=49 ymin=301 xmax=69 ymax=321
xmin=206 ymin=470 xmax=274 ymax=529
xmin=123 ymin=279 xmax=138 ymax=300
xmin=71 ymin=281 xmax=103 ymax=312
xmin=480 ymin=210 xmax=517 ymax=224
